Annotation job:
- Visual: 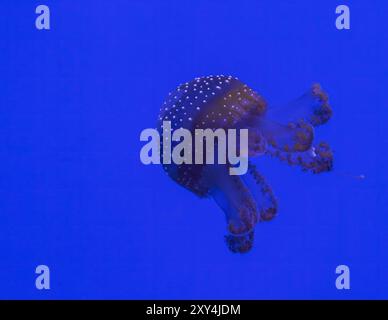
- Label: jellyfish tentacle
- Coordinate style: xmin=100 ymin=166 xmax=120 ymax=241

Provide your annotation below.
xmin=266 ymin=142 xmax=333 ymax=174
xmin=243 ymin=162 xmax=278 ymax=221
xmin=268 ymin=83 xmax=332 ymax=127
xmin=247 ymin=130 xmax=267 ymax=156
xmin=206 ymin=164 xmax=258 ymax=253
xmin=257 ymin=118 xmax=314 ymax=153
xmin=224 ymin=230 xmax=255 ymax=254
xmin=309 ymin=84 xmax=332 ymax=126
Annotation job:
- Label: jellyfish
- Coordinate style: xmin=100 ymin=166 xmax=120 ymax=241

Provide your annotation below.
xmin=157 ymin=75 xmax=333 ymax=253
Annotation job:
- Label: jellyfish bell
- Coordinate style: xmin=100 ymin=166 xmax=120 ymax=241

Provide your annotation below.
xmin=157 ymin=75 xmax=334 ymax=253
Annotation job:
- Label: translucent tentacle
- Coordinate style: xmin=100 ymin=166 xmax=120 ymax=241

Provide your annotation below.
xmin=247 ymin=130 xmax=267 ymax=157
xmin=243 ymin=162 xmax=278 ymax=221
xmin=259 ymin=119 xmax=314 ymax=152
xmin=266 ymin=142 xmax=333 ymax=174
xmin=267 ymin=83 xmax=332 ymax=127
xmin=206 ymin=164 xmax=258 ymax=253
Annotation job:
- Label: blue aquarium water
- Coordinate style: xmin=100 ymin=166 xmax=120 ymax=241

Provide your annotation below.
xmin=0 ymin=0 xmax=387 ymax=299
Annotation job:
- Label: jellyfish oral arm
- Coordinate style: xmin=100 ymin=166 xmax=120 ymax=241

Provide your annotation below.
xmin=206 ymin=162 xmax=278 ymax=253
xmin=254 ymin=118 xmax=314 ymax=153
xmin=266 ymin=142 xmax=333 ymax=174
xmin=267 ymin=84 xmax=332 ymax=127
xmin=206 ymin=164 xmax=258 ymax=253
xmin=244 ymin=162 xmax=278 ymax=221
